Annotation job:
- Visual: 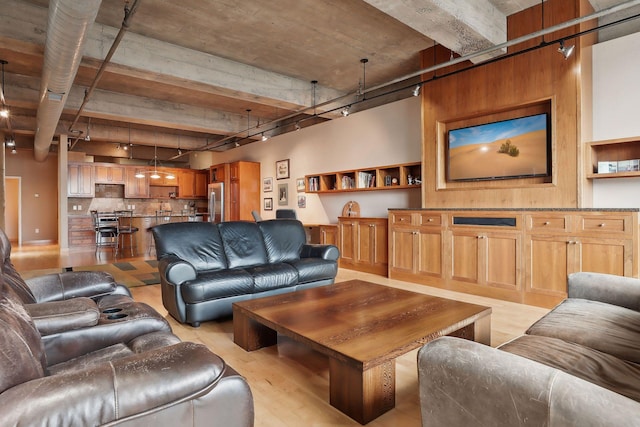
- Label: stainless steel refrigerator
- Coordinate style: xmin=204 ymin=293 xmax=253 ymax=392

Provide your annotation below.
xmin=208 ymin=182 xmax=224 ymax=223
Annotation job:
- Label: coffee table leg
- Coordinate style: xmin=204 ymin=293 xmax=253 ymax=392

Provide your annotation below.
xmin=329 ymin=358 xmax=395 ymax=424
xmin=448 ymin=314 xmax=491 ymax=346
xmin=233 ymin=308 xmax=277 ymax=351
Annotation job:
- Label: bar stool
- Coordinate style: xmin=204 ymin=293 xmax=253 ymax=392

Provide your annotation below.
xmin=115 ymin=210 xmax=139 ymax=257
xmin=147 ymin=209 xmax=172 ymax=255
xmin=91 ymin=210 xmax=119 ymax=258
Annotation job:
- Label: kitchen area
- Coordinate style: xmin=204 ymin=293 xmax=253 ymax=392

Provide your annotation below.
xmin=67 ymin=160 xmax=260 ymax=255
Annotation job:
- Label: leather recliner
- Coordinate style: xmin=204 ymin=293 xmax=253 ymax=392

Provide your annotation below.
xmin=0 ymin=227 xmax=171 ymax=364
xmin=152 ymin=219 xmax=339 ymax=327
xmin=0 ymin=276 xmax=254 ymax=426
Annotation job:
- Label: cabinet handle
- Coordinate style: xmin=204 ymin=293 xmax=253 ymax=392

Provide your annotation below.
xmin=544 ymin=221 xmax=550 ymax=225
xmin=478 ymin=235 xmax=486 ymax=239
xmin=599 ymin=223 xmax=606 ymax=227
xmin=427 ymin=218 xmax=434 ymax=222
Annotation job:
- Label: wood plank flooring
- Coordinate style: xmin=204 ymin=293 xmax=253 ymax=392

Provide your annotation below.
xmin=11 ymin=245 xmax=550 ymax=427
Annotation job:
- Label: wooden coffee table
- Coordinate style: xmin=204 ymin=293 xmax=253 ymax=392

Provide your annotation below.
xmin=232 ymin=280 xmax=491 ymax=424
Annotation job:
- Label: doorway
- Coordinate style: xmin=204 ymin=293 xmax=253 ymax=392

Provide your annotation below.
xmin=5 ymin=176 xmax=21 ymax=245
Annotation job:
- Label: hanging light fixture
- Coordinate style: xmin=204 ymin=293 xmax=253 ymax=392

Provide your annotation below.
xmin=5 ymin=136 xmax=15 ymax=147
xmin=341 ymin=105 xmax=351 ymax=117
xmin=84 ymin=118 xmax=91 ymax=141
xmin=261 ymin=133 xmax=269 ymax=142
xmin=412 ymin=85 xmax=421 ymax=97
xmin=358 ymin=58 xmax=368 ymax=100
xmin=11 ymin=147 xmax=16 ymax=154
xmin=311 ymin=80 xmax=318 ymax=116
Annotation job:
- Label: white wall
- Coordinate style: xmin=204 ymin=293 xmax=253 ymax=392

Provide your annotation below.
xmin=591 ymin=31 xmax=640 ymax=208
xmin=211 ymin=96 xmax=422 ymax=223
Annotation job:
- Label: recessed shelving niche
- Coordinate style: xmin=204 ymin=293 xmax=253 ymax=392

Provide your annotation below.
xmin=305 ymin=162 xmax=421 ymax=193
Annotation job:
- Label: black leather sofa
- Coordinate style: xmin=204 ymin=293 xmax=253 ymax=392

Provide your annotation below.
xmin=152 ymin=219 xmax=340 ymax=327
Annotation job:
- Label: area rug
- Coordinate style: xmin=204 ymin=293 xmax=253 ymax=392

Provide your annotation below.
xmin=18 ymin=260 xmax=160 ymax=289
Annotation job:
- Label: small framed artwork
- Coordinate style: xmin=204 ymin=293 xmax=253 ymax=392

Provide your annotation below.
xmin=278 ymin=183 xmax=288 ymax=206
xmin=297 ymin=195 xmax=306 ymax=208
xmin=276 ymin=159 xmax=290 ymax=180
xmin=264 ymin=198 xmax=273 ymax=211
xmin=296 ymin=178 xmax=305 ymax=192
xmin=263 ymin=177 xmax=273 ymax=192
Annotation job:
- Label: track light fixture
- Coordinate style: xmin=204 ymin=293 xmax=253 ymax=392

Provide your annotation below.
xmin=11 ymin=147 xmax=16 ymax=154
xmin=294 ymin=122 xmax=301 ymax=131
xmin=84 ymin=118 xmax=91 ymax=141
xmin=412 ymin=85 xmax=421 ymax=97
xmin=235 ymin=141 xmax=240 ymax=148
xmin=558 ymin=40 xmax=575 ymax=59
xmin=341 ymin=105 xmax=351 ymax=117
xmin=261 ymin=133 xmax=269 ymax=142
xmin=5 ymin=137 xmax=15 ymax=147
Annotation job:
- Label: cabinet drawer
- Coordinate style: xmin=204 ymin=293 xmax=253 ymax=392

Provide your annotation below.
xmin=391 ymin=213 xmax=413 ymax=226
xmin=578 ymin=216 xmax=629 ymax=235
xmin=418 ymin=213 xmax=442 ymax=226
xmin=527 ymin=215 xmax=569 ymax=232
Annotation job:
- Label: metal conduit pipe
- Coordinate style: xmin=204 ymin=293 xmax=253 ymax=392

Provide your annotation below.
xmin=68 ymin=0 xmax=141 ymax=140
xmin=33 ymin=0 xmax=102 ymax=162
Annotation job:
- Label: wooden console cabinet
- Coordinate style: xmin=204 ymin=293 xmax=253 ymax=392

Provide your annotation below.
xmin=338 ymin=217 xmax=388 ymax=276
xmin=389 ymin=209 xmax=639 ymax=308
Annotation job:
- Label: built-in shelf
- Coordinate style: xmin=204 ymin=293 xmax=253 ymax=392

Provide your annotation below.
xmin=306 ymin=162 xmax=421 ymax=193
xmin=586 ymin=136 xmax=640 ymax=179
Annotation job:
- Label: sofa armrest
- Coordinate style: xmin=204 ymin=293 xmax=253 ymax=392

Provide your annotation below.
xmin=159 ymin=255 xmax=197 ymax=285
xmin=418 ymin=337 xmax=640 ymax=427
xmin=24 ymin=298 xmax=100 ymax=336
xmin=300 ymin=244 xmax=339 ymax=261
xmin=0 ymin=342 xmax=232 ymax=425
xmin=568 ymin=272 xmax=640 ymax=311
xmin=24 ymin=271 xmax=129 ymax=303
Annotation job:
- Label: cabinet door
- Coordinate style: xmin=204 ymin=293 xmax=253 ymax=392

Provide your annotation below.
xmin=525 ymin=235 xmax=571 ymax=300
xmin=195 ymin=171 xmax=208 ymax=198
xmin=125 ymin=167 xmax=149 ymax=198
xmin=68 ymin=164 xmax=94 ymax=197
xmin=320 ymin=225 xmax=338 ymax=246
xmin=449 ymin=230 xmax=479 ymax=284
xmin=390 ymin=228 xmax=416 ymax=274
xmin=229 ymin=180 xmax=240 ymax=221
xmin=179 ymin=170 xmax=196 ymax=198
xmin=95 ymin=165 xmax=125 ymax=183
xmin=578 ymin=236 xmax=631 ymax=277
xmin=417 ymin=228 xmax=443 ymax=278
xmin=339 ymin=221 xmax=357 ymax=263
xmin=484 ymin=232 xmax=520 ymax=290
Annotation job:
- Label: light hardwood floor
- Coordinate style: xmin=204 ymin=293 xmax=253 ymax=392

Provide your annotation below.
xmin=12 ymin=245 xmax=550 ymax=427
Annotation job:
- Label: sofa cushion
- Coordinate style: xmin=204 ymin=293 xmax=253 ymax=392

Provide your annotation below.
xmin=287 ymin=258 xmax=338 ymax=284
xmin=258 ymin=219 xmax=306 ymax=263
xmin=153 ymin=222 xmax=228 ymax=271
xmin=218 ymin=221 xmax=269 ymax=269
xmin=500 ymin=334 xmax=640 ymax=403
xmin=246 ymin=263 xmax=299 ymax=293
xmin=0 ymin=284 xmax=46 ymax=394
xmin=526 ymin=298 xmax=640 ymax=364
xmin=181 ymin=269 xmax=254 ymax=303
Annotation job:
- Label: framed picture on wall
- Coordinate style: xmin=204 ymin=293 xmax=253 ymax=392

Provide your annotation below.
xmin=296 ymin=178 xmax=305 ymax=192
xmin=278 ymin=183 xmax=288 ymax=206
xmin=276 ymin=159 xmax=290 ymax=180
xmin=264 ymin=198 xmax=273 ymax=211
xmin=298 ymin=195 xmax=306 ymax=208
xmin=263 ymin=177 xmax=273 ymax=192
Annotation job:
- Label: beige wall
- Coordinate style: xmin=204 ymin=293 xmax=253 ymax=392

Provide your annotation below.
xmin=5 ymin=148 xmax=58 ymax=243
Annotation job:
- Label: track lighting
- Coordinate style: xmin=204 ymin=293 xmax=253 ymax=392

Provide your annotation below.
xmin=261 ymin=133 xmax=269 ymax=142
xmin=0 ymin=109 xmax=7 ymax=118
xmin=0 ymin=60 xmax=8 ymax=119
xmin=412 ymin=85 xmax=421 ymax=97
xmin=341 ymin=106 xmax=351 ymax=117
xmin=295 ymin=122 xmax=301 ymax=131
xmin=5 ymin=137 xmax=15 ymax=147
xmin=558 ymin=40 xmax=575 ymax=60
xmin=11 ymin=147 xmax=16 ymax=154
xmin=235 ymin=141 xmax=240 ymax=148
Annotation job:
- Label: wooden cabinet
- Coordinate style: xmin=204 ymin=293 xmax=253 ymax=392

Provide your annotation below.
xmin=177 ymin=169 xmax=208 ymax=199
xmin=68 ymin=163 xmax=94 ymax=197
xmin=447 ymin=220 xmax=522 ymax=303
xmin=524 ymin=212 xmax=636 ymax=307
xmin=94 ymin=164 xmax=125 ymax=184
xmin=320 ymin=224 xmax=338 ymax=245
xmin=228 ymin=161 xmax=260 ymax=221
xmin=389 ymin=209 xmax=639 ymax=309
xmin=125 ymin=167 xmax=150 ymax=198
xmin=389 ymin=212 xmax=443 ymax=283
xmin=195 ymin=171 xmax=208 ymax=198
xmin=338 ymin=217 xmax=388 ymax=276
xmin=306 ymin=162 xmax=421 ymax=193
xmin=68 ymin=215 xmax=94 ymax=247
xmin=210 ymin=163 xmax=229 ymax=183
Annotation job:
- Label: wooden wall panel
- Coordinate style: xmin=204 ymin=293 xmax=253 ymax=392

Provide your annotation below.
xmin=420 ymin=0 xmax=589 ymax=209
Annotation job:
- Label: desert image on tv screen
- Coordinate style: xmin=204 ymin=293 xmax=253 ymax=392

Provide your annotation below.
xmin=448 ymin=114 xmax=548 ymax=181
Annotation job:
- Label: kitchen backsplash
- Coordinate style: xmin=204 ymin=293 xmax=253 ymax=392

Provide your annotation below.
xmin=68 ymin=197 xmax=207 ymax=216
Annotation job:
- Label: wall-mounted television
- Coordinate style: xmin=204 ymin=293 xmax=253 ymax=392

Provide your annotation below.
xmin=446 ymin=113 xmax=551 ymax=182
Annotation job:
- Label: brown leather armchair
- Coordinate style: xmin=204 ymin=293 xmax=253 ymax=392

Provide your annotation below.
xmin=0 ymin=278 xmax=254 ymax=426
